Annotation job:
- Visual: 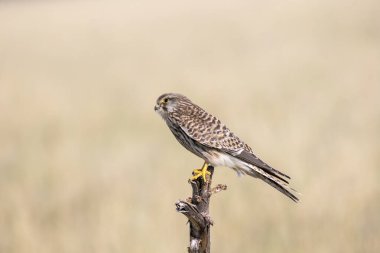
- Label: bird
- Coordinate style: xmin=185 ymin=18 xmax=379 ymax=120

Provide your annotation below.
xmin=154 ymin=93 xmax=299 ymax=202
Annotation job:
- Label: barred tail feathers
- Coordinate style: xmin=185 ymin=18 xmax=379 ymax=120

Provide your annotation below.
xmin=237 ymin=164 xmax=299 ymax=202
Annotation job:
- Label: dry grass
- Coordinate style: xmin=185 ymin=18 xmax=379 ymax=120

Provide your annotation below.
xmin=0 ymin=0 xmax=379 ymax=252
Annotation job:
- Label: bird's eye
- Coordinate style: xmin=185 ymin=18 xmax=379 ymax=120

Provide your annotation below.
xmin=163 ymin=98 xmax=169 ymax=103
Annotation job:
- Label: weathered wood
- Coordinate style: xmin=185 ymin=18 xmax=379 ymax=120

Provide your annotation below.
xmin=175 ymin=166 xmax=227 ymax=253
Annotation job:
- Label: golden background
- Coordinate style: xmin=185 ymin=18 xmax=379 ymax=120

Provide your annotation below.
xmin=0 ymin=0 xmax=379 ymax=252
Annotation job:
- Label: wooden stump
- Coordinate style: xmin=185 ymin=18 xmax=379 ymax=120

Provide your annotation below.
xmin=175 ymin=166 xmax=227 ymax=253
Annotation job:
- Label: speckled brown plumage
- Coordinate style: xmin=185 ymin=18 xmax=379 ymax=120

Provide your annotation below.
xmin=154 ymin=93 xmax=298 ymax=202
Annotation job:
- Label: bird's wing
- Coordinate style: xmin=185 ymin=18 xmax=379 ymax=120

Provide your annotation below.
xmin=234 ymin=149 xmax=291 ymax=181
xmin=175 ymin=109 xmax=291 ymax=182
xmin=174 ymin=109 xmax=246 ymax=153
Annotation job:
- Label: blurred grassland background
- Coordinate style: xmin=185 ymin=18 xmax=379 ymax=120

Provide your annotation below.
xmin=0 ymin=0 xmax=379 ymax=252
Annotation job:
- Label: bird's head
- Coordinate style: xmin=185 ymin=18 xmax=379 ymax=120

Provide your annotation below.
xmin=154 ymin=93 xmax=190 ymax=118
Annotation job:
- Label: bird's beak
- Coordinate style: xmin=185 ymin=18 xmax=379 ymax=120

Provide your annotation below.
xmin=154 ymin=105 xmax=159 ymax=111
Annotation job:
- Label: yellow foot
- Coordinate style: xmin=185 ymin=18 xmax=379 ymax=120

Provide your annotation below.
xmin=190 ymin=162 xmax=211 ymax=182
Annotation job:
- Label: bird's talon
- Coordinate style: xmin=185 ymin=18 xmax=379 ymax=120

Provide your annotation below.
xmin=190 ymin=162 xmax=210 ymax=182
xmin=202 ymin=169 xmax=211 ymax=181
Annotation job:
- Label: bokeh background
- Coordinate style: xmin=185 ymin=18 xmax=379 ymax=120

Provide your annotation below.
xmin=1 ymin=0 xmax=379 ymax=252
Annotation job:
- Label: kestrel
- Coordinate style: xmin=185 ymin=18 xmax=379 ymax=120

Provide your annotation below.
xmin=154 ymin=93 xmax=298 ymax=202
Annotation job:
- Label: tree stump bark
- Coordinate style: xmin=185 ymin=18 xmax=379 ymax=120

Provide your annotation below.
xmin=175 ymin=166 xmax=227 ymax=253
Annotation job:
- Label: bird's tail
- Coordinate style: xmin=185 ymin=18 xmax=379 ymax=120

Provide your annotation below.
xmin=239 ymin=164 xmax=300 ymax=202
